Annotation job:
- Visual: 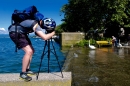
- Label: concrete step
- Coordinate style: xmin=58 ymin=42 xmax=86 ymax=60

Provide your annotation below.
xmin=0 ymin=72 xmax=71 ymax=86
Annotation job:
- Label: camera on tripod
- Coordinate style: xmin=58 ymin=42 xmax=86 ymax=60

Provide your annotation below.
xmin=42 ymin=18 xmax=56 ymax=33
xmin=36 ymin=18 xmax=64 ymax=80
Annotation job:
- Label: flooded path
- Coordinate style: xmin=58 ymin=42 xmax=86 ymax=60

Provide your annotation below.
xmin=63 ymin=47 xmax=130 ymax=86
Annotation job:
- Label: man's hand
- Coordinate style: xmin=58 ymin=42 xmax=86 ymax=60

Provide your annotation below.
xmin=46 ymin=29 xmax=54 ymax=33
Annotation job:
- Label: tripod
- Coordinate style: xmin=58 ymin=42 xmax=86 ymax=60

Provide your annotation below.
xmin=36 ymin=37 xmax=64 ymax=80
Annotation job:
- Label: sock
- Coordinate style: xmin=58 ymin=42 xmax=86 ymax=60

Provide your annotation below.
xmin=26 ymin=69 xmax=30 ymax=72
xmin=21 ymin=72 xmax=26 ymax=74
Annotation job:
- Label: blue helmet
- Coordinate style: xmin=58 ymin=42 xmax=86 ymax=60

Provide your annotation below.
xmin=42 ymin=18 xmax=56 ymax=31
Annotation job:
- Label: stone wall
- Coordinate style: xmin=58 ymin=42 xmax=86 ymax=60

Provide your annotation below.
xmin=60 ymin=32 xmax=85 ymax=47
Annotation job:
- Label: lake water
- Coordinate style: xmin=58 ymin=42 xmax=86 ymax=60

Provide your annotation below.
xmin=0 ymin=34 xmax=67 ymax=73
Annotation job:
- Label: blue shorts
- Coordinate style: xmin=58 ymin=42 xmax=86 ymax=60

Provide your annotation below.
xmin=9 ymin=32 xmax=31 ymax=49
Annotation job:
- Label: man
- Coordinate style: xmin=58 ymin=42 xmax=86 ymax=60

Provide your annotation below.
xmin=8 ymin=17 xmax=56 ymax=81
xmin=112 ymin=36 xmax=117 ymax=47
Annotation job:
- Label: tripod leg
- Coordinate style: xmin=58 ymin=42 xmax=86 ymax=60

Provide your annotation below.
xmin=50 ymin=38 xmax=64 ymax=78
xmin=36 ymin=40 xmax=47 ymax=80
xmin=47 ymin=40 xmax=50 ymax=73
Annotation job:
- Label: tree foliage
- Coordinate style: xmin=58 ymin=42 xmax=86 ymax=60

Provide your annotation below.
xmin=60 ymin=0 xmax=130 ymax=36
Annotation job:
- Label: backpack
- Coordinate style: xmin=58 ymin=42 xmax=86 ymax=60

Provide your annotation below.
xmin=10 ymin=6 xmax=44 ymax=52
xmin=11 ymin=5 xmax=38 ymax=24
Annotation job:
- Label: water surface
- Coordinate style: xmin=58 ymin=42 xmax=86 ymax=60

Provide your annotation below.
xmin=65 ymin=47 xmax=130 ymax=86
xmin=0 ymin=34 xmax=67 ymax=73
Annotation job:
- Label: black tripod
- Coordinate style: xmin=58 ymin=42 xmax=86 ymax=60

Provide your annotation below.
xmin=36 ymin=37 xmax=64 ymax=80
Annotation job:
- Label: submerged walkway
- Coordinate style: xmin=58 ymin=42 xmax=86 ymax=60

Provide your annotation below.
xmin=0 ymin=72 xmax=71 ymax=86
xmin=63 ymin=47 xmax=130 ymax=86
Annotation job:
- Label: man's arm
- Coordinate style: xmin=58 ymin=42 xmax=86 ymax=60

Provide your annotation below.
xmin=33 ymin=23 xmax=55 ymax=40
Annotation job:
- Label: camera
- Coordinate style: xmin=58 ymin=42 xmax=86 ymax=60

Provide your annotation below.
xmin=42 ymin=18 xmax=56 ymax=33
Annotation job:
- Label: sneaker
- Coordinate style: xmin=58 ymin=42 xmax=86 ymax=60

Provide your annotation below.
xmin=19 ymin=72 xmax=32 ymax=82
xmin=26 ymin=69 xmax=36 ymax=76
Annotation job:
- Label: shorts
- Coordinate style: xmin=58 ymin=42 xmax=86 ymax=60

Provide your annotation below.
xmin=9 ymin=32 xmax=32 ymax=49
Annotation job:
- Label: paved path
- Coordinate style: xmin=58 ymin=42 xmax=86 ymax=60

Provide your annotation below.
xmin=0 ymin=72 xmax=71 ymax=86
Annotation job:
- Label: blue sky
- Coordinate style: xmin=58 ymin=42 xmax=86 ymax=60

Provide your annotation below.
xmin=0 ymin=0 xmax=68 ymax=32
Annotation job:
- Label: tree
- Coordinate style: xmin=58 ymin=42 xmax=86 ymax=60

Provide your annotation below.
xmin=61 ymin=0 xmax=130 ymax=37
xmin=55 ymin=24 xmax=64 ymax=35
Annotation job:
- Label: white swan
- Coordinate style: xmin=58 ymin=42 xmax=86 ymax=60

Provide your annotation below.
xmin=117 ymin=39 xmax=122 ymax=48
xmin=89 ymin=40 xmax=96 ymax=49
xmin=124 ymin=42 xmax=128 ymax=46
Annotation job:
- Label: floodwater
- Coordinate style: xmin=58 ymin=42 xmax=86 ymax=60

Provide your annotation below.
xmin=63 ymin=47 xmax=130 ymax=86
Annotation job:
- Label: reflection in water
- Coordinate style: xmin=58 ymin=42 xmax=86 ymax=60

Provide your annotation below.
xmin=88 ymin=50 xmax=96 ymax=66
xmin=112 ymin=48 xmax=130 ymax=58
xmin=73 ymin=53 xmax=78 ymax=58
xmin=70 ymin=47 xmax=130 ymax=86
xmin=89 ymin=50 xmax=96 ymax=59
xmin=95 ymin=48 xmax=109 ymax=64
xmin=88 ymin=76 xmax=99 ymax=82
xmin=88 ymin=50 xmax=99 ymax=82
xmin=117 ymin=48 xmax=124 ymax=58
